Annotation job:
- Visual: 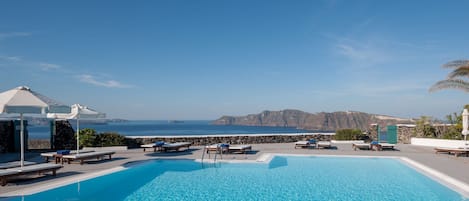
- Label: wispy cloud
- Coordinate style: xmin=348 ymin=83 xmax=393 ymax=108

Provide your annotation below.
xmin=335 ymin=40 xmax=390 ymax=65
xmin=39 ymin=62 xmax=61 ymax=71
xmin=0 ymin=55 xmax=22 ymax=62
xmin=78 ymin=74 xmax=133 ymax=88
xmin=0 ymin=32 xmax=31 ymax=40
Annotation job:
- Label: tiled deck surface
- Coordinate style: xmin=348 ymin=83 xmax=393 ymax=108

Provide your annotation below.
xmin=1 ymin=143 xmax=468 ymax=197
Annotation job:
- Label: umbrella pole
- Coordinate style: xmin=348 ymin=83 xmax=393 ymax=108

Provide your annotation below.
xmin=20 ymin=113 xmax=24 ymax=167
xmin=77 ymin=114 xmax=80 ymax=154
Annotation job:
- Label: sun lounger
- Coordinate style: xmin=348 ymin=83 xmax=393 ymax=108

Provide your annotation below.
xmin=61 ymin=151 xmax=115 ymax=165
xmin=295 ymin=140 xmax=317 ymax=149
xmin=379 ymin=143 xmax=395 ymax=150
xmin=141 ymin=141 xmax=166 ymax=152
xmin=0 ymin=161 xmax=36 ymax=169
xmin=228 ymin=145 xmax=252 ymax=154
xmin=0 ymin=169 xmax=22 ymax=186
xmin=434 ymin=147 xmax=469 ymax=157
xmin=161 ymin=142 xmax=191 ymax=152
xmin=41 ymin=150 xmax=94 ymax=163
xmin=0 ymin=163 xmax=62 ymax=186
xmin=317 ymin=141 xmax=332 ymax=149
xmin=352 ymin=143 xmax=370 ymax=150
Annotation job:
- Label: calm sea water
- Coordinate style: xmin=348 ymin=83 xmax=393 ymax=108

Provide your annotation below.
xmin=8 ymin=156 xmax=467 ymax=201
xmin=28 ymin=120 xmax=313 ymax=139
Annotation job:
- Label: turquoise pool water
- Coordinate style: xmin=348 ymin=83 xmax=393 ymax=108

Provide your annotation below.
xmin=3 ymin=156 xmax=467 ymax=201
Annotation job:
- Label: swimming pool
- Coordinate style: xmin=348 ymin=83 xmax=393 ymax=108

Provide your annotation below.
xmin=3 ymin=156 xmax=468 ymax=201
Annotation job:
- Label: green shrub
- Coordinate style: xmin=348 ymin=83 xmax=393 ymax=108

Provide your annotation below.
xmin=77 ymin=129 xmax=126 ymax=147
xmin=78 ymin=128 xmax=97 ymax=148
xmin=441 ymin=126 xmax=463 ymax=140
xmin=95 ymin=132 xmax=126 ymax=146
xmin=334 ymin=129 xmax=364 ymax=140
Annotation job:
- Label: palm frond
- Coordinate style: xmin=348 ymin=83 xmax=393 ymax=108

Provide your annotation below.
xmin=429 ymin=79 xmax=469 ymax=92
xmin=447 ymin=66 xmax=469 ymax=79
xmin=443 ymin=60 xmax=469 ymax=68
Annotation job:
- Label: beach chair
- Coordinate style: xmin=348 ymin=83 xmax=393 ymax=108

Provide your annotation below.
xmin=141 ymin=141 xmax=166 ymax=152
xmin=41 ymin=150 xmax=94 ymax=163
xmin=228 ymin=145 xmax=252 ymax=154
xmin=295 ymin=139 xmax=317 ymax=149
xmin=0 ymin=161 xmax=36 ymax=169
xmin=379 ymin=143 xmax=396 ymax=150
xmin=317 ymin=141 xmax=332 ymax=149
xmin=434 ymin=147 xmax=469 ymax=157
xmin=61 ymin=151 xmax=115 ymax=165
xmin=352 ymin=143 xmax=371 ymax=151
xmin=0 ymin=163 xmax=62 ymax=186
xmin=161 ymin=142 xmax=192 ymax=152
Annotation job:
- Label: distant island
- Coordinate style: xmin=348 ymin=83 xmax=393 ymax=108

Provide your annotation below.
xmin=168 ymin=120 xmax=184 ymax=123
xmin=212 ymin=109 xmax=415 ymax=131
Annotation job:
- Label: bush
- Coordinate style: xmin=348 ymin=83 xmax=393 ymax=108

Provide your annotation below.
xmin=95 ymin=132 xmax=126 ymax=146
xmin=78 ymin=128 xmax=97 ymax=148
xmin=334 ymin=129 xmax=365 ymax=140
xmin=77 ymin=129 xmax=126 ymax=147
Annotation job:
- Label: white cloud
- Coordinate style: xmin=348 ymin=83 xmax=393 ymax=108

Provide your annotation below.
xmin=39 ymin=62 xmax=61 ymax=71
xmin=335 ymin=42 xmax=390 ymax=65
xmin=0 ymin=32 xmax=31 ymax=40
xmin=78 ymin=74 xmax=133 ymax=88
xmin=0 ymin=55 xmax=22 ymax=62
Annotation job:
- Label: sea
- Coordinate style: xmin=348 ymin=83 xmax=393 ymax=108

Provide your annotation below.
xmin=28 ymin=120 xmax=316 ymax=139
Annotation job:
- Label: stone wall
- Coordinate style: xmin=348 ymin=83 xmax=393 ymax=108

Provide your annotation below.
xmin=52 ymin=120 xmax=76 ymax=150
xmin=0 ymin=120 xmax=15 ymax=153
xmin=128 ymin=134 xmax=333 ymax=148
xmin=396 ymin=124 xmax=453 ymax=144
xmin=0 ymin=120 xmax=28 ymax=153
xmin=397 ymin=125 xmax=415 ymax=144
xmin=368 ymin=124 xmax=378 ymax=141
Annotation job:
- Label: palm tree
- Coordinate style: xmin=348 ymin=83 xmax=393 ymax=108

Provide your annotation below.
xmin=430 ymin=60 xmax=469 ymax=92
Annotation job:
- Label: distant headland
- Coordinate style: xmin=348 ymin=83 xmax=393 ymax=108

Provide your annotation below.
xmin=212 ymin=109 xmax=415 ymax=131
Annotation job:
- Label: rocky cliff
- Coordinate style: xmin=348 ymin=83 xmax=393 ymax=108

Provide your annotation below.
xmin=212 ymin=109 xmax=415 ymax=131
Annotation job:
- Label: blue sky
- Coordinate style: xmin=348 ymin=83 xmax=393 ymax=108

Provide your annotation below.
xmin=1 ymin=0 xmax=469 ymax=120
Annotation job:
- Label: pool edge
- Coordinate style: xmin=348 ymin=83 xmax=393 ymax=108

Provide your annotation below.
xmin=2 ymin=154 xmax=468 ymax=199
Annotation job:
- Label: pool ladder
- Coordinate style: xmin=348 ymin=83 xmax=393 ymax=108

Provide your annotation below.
xmin=201 ymin=144 xmax=223 ymax=163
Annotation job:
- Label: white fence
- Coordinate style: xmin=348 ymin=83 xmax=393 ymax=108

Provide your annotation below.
xmin=411 ymin=138 xmax=468 ymax=148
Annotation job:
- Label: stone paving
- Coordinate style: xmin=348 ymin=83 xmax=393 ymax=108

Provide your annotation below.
xmin=1 ymin=143 xmax=469 ymax=198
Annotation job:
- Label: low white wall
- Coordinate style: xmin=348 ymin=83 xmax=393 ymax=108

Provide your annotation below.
xmin=411 ymin=138 xmax=468 ymax=148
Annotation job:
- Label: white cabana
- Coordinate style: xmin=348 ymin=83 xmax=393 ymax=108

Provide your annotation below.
xmin=0 ymin=86 xmax=70 ymax=166
xmin=47 ymin=104 xmax=106 ymax=154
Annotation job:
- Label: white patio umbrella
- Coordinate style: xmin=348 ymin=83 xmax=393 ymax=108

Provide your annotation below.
xmin=47 ymin=104 xmax=105 ymax=154
xmin=0 ymin=86 xmax=70 ymax=166
xmin=462 ymin=109 xmax=468 ymax=142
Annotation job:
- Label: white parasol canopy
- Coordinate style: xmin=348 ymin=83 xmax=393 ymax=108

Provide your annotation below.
xmin=47 ymin=104 xmax=105 ymax=154
xmin=0 ymin=86 xmax=70 ymax=166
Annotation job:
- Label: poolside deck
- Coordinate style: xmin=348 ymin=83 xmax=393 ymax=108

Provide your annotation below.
xmin=1 ymin=143 xmax=469 ymax=197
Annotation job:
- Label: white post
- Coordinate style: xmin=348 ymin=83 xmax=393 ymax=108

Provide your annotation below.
xmin=77 ymin=112 xmax=80 ymax=154
xmin=20 ymin=113 xmax=24 ymax=167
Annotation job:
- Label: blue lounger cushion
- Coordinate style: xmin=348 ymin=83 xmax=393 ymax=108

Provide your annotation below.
xmin=56 ymin=150 xmax=70 ymax=155
xmin=154 ymin=141 xmax=165 ymax=146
